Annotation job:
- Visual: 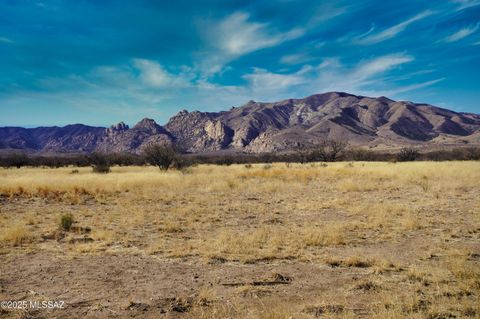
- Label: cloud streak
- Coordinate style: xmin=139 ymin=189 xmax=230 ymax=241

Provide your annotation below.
xmin=133 ymin=59 xmax=192 ymax=88
xmin=349 ymin=54 xmax=414 ymax=82
xmin=355 ymin=10 xmax=433 ymax=44
xmin=451 ymin=0 xmax=480 ymax=11
xmin=380 ymin=78 xmax=445 ymax=96
xmin=237 ymin=53 xmax=423 ymax=101
xmin=443 ymin=23 xmax=479 ymax=42
xmin=0 ymin=36 xmax=13 ymax=43
xmin=280 ymin=53 xmax=314 ymax=65
xmin=197 ymin=11 xmax=305 ymax=75
xmin=217 ymin=12 xmax=304 ymax=56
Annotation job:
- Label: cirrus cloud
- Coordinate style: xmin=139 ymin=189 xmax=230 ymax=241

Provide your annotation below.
xmin=443 ymin=23 xmax=480 ymax=42
xmin=197 ymin=11 xmax=306 ymax=75
xmin=355 ymin=10 xmax=434 ymax=45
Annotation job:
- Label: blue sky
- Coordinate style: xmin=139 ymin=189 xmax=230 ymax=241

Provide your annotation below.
xmin=1 ymin=0 xmax=479 ymax=127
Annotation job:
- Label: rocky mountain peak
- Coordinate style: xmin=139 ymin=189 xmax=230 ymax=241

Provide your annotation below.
xmin=376 ymin=96 xmax=394 ymax=104
xmin=133 ymin=118 xmax=161 ymax=132
xmin=166 ymin=110 xmax=192 ymax=124
xmin=107 ymin=121 xmax=129 ymax=132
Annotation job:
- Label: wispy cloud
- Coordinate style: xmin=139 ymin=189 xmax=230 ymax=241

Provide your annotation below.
xmin=28 ymin=58 xmax=248 ymax=118
xmin=381 ymin=78 xmax=445 ymax=96
xmin=318 ymin=57 xmax=342 ymax=69
xmin=451 ymin=0 xmax=480 ymax=10
xmin=355 ymin=10 xmax=434 ymax=44
xmin=0 ymin=37 xmax=13 ymax=43
xmin=349 ymin=54 xmax=414 ymax=82
xmin=310 ymin=55 xmax=445 ymax=99
xmin=33 ymin=54 xmax=418 ymax=115
xmin=306 ymin=3 xmax=349 ymax=27
xmin=197 ymin=11 xmax=305 ymax=75
xmin=239 ymin=53 xmax=419 ymax=101
xmin=133 ymin=59 xmax=192 ymax=88
xmin=443 ymin=23 xmax=480 ymax=42
xmin=308 ymin=54 xmax=415 ymax=96
xmin=280 ymin=53 xmax=314 ymax=65
xmin=243 ymin=65 xmax=311 ymax=96
xmin=218 ymin=12 xmax=304 ymax=56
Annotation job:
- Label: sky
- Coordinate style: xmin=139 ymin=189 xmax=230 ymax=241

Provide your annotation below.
xmin=0 ymin=0 xmax=479 ymax=127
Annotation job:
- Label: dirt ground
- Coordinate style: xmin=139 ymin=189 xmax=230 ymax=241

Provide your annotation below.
xmin=0 ymin=162 xmax=479 ymax=318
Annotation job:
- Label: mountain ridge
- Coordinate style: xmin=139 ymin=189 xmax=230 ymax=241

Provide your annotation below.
xmin=1 ymin=92 xmax=480 ymax=154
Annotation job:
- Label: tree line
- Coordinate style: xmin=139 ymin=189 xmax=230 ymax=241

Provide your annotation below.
xmin=1 ymin=141 xmax=479 ymax=171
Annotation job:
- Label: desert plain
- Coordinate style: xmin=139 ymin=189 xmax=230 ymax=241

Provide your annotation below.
xmin=0 ymin=162 xmax=479 ymax=318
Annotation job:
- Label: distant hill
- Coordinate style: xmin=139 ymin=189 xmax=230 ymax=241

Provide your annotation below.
xmin=1 ymin=92 xmax=479 ymax=154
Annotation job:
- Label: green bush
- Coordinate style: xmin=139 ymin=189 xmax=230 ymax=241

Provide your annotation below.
xmin=143 ymin=144 xmax=178 ymax=170
xmin=60 ymin=213 xmax=74 ymax=231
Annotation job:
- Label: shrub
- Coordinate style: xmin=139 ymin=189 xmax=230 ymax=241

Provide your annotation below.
xmin=344 ymin=256 xmax=373 ymax=268
xmin=396 ymin=147 xmax=419 ymax=162
xmin=310 ymin=140 xmax=347 ymax=162
xmin=2 ymin=152 xmax=29 ymax=168
xmin=171 ymin=156 xmax=193 ymax=171
xmin=345 ymin=149 xmax=391 ymax=161
xmin=458 ymin=147 xmax=480 ymax=160
xmin=215 ymin=156 xmax=234 ymax=166
xmin=296 ymin=140 xmax=347 ymax=163
xmin=143 ymin=144 xmax=178 ymax=170
xmin=295 ymin=147 xmax=310 ymax=164
xmin=89 ymin=153 xmax=111 ymax=173
xmin=106 ymin=153 xmax=145 ymax=166
xmin=92 ymin=164 xmax=110 ymax=173
xmin=60 ymin=213 xmax=74 ymax=231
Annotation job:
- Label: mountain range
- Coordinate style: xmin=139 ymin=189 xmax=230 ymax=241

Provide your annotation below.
xmin=2 ymin=92 xmax=480 ymax=154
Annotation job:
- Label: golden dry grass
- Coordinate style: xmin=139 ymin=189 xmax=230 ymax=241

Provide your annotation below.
xmin=0 ymin=222 xmax=31 ymax=246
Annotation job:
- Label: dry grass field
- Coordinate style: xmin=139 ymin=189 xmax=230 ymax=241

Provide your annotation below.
xmin=0 ymin=162 xmax=479 ymax=318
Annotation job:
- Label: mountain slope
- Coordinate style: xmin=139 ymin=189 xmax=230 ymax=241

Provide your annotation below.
xmin=1 ymin=92 xmax=479 ymax=154
xmin=165 ymin=92 xmax=480 ymax=152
